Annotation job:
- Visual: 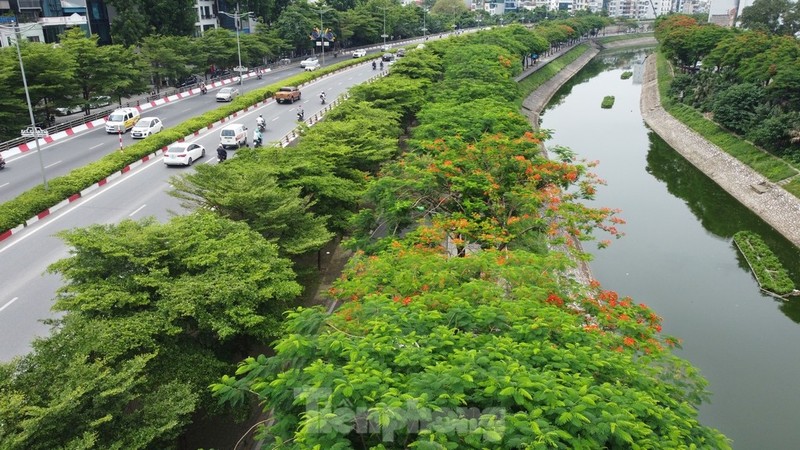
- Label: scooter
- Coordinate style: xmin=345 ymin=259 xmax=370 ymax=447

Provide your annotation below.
xmin=297 ymin=110 xmax=304 ymax=121
xmin=257 ymin=123 xmax=266 ymax=133
xmin=372 ymin=61 xmax=377 ymax=70
xmin=320 ymin=94 xmax=326 ymax=105
xmin=200 ymin=85 xmax=207 ymax=95
xmin=0 ymin=154 xmax=5 ymax=170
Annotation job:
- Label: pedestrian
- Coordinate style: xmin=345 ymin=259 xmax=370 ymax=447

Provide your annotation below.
xmin=216 ymin=144 xmax=227 ymax=162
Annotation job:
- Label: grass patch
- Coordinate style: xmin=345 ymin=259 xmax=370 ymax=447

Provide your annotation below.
xmin=517 ymin=43 xmax=590 ymax=103
xmin=621 ymin=71 xmax=633 ymax=79
xmin=655 ymin=52 xmax=799 ymax=184
xmin=733 ymin=231 xmax=796 ymax=296
xmin=601 ymin=96 xmax=615 ymax=108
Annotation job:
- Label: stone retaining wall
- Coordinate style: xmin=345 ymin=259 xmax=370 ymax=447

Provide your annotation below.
xmin=640 ymin=55 xmax=800 ymax=248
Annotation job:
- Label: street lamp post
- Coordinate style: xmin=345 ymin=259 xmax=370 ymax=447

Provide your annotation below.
xmin=218 ymin=3 xmax=253 ymax=85
xmin=314 ymin=8 xmax=332 ymax=65
xmin=380 ymin=6 xmax=388 ymax=49
xmin=3 ymin=21 xmax=49 ymax=190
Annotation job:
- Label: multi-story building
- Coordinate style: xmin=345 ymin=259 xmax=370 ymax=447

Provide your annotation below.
xmin=0 ymin=0 xmax=112 ymax=47
xmin=195 ymin=0 xmax=217 ymax=36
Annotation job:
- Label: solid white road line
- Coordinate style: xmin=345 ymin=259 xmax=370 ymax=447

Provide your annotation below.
xmin=0 ymin=297 xmax=20 ymax=313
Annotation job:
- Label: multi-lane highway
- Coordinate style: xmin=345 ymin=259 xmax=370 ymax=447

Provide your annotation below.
xmin=0 ymin=59 xmax=347 ymax=202
xmin=0 ymin=59 xmax=382 ymax=361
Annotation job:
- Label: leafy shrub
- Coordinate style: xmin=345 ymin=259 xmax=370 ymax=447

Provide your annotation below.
xmin=711 ymin=83 xmax=765 ymax=134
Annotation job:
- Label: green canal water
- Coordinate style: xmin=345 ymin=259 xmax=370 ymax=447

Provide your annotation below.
xmin=540 ymin=48 xmax=800 ymax=450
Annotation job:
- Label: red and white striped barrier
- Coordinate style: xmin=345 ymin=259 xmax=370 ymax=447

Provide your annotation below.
xmin=0 ymin=70 xmax=270 ymax=160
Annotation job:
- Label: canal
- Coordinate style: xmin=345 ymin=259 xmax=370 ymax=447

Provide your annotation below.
xmin=540 ymin=48 xmax=800 ymax=450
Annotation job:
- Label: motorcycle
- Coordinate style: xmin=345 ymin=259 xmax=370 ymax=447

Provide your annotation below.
xmin=200 ymin=85 xmax=207 ymax=95
xmin=320 ymin=94 xmax=326 ymax=105
xmin=257 ymin=122 xmax=266 ymax=132
xmin=216 ymin=146 xmax=227 ymax=162
xmin=297 ymin=110 xmax=304 ymax=121
xmin=257 ymin=73 xmax=263 ymax=80
xmin=0 ymin=154 xmax=5 ymax=170
xmin=372 ymin=61 xmax=376 ymax=70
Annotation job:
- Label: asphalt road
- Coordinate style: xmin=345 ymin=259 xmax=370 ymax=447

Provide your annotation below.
xmin=0 ymin=52 xmax=376 ymax=203
xmin=0 ymin=61 xmax=381 ymax=361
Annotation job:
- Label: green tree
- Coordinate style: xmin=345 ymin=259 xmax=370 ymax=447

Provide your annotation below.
xmin=430 ymin=0 xmax=468 ymax=19
xmin=712 ymin=83 xmax=766 ymax=134
xmin=108 ymin=0 xmax=150 ymax=46
xmin=60 ymin=28 xmax=137 ymax=113
xmin=213 ymin=248 xmax=731 ymax=449
xmin=739 ymin=0 xmax=800 ymax=35
xmin=0 ymin=40 xmax=76 ymax=134
xmin=0 ymin=211 xmax=300 ymax=449
xmin=169 ymin=157 xmax=334 ymax=256
xmin=141 ymin=35 xmax=198 ymax=90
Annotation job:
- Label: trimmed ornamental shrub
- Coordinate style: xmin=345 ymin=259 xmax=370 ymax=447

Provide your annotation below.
xmin=601 ymin=95 xmax=615 ymax=108
xmin=733 ymin=231 xmax=796 ymax=295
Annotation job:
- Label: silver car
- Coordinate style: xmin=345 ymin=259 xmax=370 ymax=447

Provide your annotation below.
xmin=216 ymin=87 xmax=239 ymax=102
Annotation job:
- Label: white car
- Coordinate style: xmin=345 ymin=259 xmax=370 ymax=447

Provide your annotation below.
xmin=164 ymin=142 xmax=205 ymax=166
xmin=216 ymin=87 xmax=239 ymax=102
xmin=130 ymin=117 xmax=163 ymax=139
xmin=300 ymin=57 xmax=319 ymax=68
xmin=304 ymin=61 xmax=321 ymax=71
xmin=352 ymin=49 xmax=366 ymax=58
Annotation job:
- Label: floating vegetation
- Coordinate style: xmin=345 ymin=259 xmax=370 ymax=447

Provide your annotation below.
xmin=733 ymin=231 xmax=797 ymax=297
xmin=601 ymin=96 xmax=615 ymax=109
xmin=621 ymin=71 xmax=633 ymax=79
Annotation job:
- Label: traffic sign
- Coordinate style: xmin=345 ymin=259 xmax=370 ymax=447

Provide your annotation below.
xmin=20 ymin=126 xmax=49 ymax=138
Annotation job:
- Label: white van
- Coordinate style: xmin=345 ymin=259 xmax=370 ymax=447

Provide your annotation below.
xmin=219 ymin=123 xmax=248 ymax=149
xmin=105 ymin=107 xmax=140 ymax=133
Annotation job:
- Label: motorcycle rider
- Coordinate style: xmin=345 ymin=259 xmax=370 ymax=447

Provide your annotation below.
xmin=372 ymin=61 xmax=376 ymax=70
xmin=296 ymin=107 xmax=304 ymax=121
xmin=320 ymin=91 xmax=326 ymax=104
xmin=256 ymin=114 xmax=266 ymax=131
xmin=253 ymin=128 xmax=263 ymax=148
xmin=216 ymin=144 xmax=227 ymax=162
xmin=379 ymin=61 xmax=384 ymax=70
xmin=200 ymin=82 xmax=207 ymax=94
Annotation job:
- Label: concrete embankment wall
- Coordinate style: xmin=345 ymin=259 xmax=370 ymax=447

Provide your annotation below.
xmin=640 ymin=55 xmax=800 ymax=249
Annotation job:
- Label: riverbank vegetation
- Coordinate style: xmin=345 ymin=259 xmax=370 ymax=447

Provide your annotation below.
xmin=212 ymin=27 xmax=729 ymax=449
xmin=653 ymin=11 xmax=800 ymax=197
xmin=734 ymin=231 xmax=796 ymax=296
xmin=602 ymin=95 xmax=615 ymax=108
xmin=0 ymin=23 xmax=729 ymax=449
